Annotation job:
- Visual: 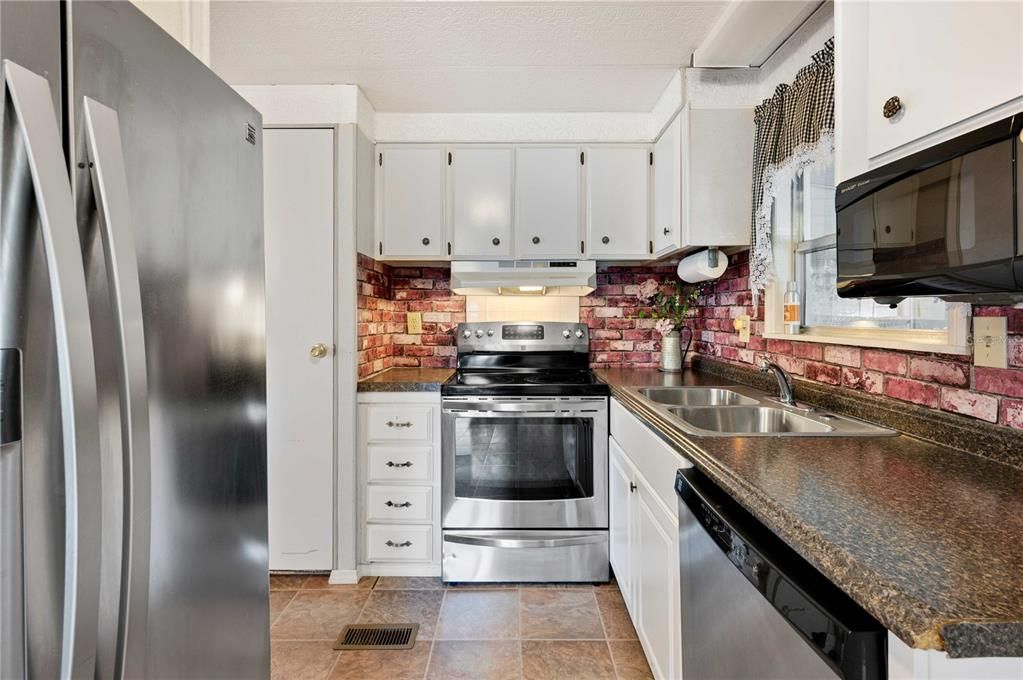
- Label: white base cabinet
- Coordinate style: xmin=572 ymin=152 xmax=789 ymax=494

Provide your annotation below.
xmin=357 ymin=392 xmax=442 ymax=576
xmin=609 ymin=399 xmax=691 ymax=680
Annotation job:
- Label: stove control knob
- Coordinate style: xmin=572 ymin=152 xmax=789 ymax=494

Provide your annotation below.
xmin=475 ymin=329 xmax=485 ymax=338
xmin=487 ymin=329 xmax=494 ymax=337
xmin=562 ymin=329 xmax=571 ymax=339
xmin=575 ymin=329 xmax=585 ymax=339
xmin=462 ymin=329 xmax=472 ymax=339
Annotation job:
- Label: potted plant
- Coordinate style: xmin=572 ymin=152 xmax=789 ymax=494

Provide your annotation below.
xmin=636 ymin=279 xmax=703 ymax=372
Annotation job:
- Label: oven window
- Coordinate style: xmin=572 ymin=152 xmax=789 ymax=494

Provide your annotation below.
xmin=453 ymin=417 xmax=594 ymax=501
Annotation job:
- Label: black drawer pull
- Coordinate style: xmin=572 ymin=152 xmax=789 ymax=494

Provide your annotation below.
xmin=385 ymin=540 xmax=413 ymax=548
xmin=386 ymin=460 xmax=414 ymax=468
xmin=385 ymin=500 xmax=412 ymax=508
xmin=386 ymin=420 xmax=413 ymax=428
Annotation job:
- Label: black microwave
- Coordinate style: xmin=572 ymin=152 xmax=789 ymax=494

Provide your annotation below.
xmin=835 ymin=113 xmax=1023 ymax=304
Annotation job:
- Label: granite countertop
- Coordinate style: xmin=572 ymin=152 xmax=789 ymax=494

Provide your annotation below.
xmin=357 ymin=367 xmax=454 ymax=392
xmin=596 ymin=367 xmax=1023 ymax=659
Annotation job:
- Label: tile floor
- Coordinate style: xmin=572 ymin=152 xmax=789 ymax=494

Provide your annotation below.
xmin=269 ymin=574 xmax=653 ymax=680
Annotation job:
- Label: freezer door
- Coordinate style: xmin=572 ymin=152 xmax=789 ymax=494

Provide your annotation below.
xmin=2 ymin=3 xmax=105 ymax=679
xmin=68 ymin=2 xmax=268 ymax=679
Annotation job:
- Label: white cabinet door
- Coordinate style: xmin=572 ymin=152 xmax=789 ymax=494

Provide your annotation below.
xmin=377 ymin=146 xmax=447 ymax=259
xmin=515 ymin=146 xmax=583 ymax=259
xmin=865 ymin=2 xmax=1023 ymax=160
xmin=686 ymin=107 xmax=753 ymax=248
xmin=653 ymin=113 xmax=682 ymax=256
xmin=634 ymin=481 xmax=679 ymax=680
xmin=449 ymin=146 xmax=514 ymax=259
xmin=609 ymin=437 xmax=635 ymax=605
xmin=586 ymin=146 xmax=651 ymax=260
xmin=264 ymin=128 xmax=336 ymax=570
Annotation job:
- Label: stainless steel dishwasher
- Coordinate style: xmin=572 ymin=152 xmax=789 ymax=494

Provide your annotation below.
xmin=675 ymin=468 xmax=887 ymax=680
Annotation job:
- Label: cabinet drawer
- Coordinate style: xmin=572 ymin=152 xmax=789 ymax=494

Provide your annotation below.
xmin=610 ymin=398 xmax=692 ymax=514
xmin=365 ymin=485 xmax=433 ymax=523
xmin=367 ymin=445 xmax=432 ymax=483
xmin=365 ymin=405 xmax=433 ymax=442
xmin=365 ymin=524 xmax=434 ymax=562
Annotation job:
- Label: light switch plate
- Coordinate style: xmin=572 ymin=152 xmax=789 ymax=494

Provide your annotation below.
xmin=406 ymin=312 xmax=423 ymax=335
xmin=733 ymin=315 xmax=751 ymax=343
xmin=973 ymin=317 xmax=1007 ymax=369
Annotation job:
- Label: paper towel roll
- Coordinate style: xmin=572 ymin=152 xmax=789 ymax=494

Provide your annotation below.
xmin=677 ymin=249 xmax=728 ymax=283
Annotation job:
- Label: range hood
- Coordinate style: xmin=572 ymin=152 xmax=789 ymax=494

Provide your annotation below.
xmin=450 ymin=260 xmax=597 ymax=296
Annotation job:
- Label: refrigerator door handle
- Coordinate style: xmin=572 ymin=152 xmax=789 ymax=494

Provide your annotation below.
xmin=82 ymin=97 xmax=151 ymax=680
xmin=3 ymin=60 xmax=103 ymax=679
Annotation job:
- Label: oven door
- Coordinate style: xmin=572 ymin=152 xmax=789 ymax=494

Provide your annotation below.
xmin=441 ymin=397 xmax=608 ymax=530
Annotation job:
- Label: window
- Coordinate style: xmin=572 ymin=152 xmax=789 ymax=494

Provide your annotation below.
xmin=766 ymin=158 xmax=970 ymax=355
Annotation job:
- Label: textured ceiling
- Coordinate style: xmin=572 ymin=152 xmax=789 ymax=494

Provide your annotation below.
xmin=210 ymin=1 xmax=725 ymax=112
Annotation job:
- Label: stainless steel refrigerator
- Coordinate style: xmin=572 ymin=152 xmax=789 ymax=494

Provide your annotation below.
xmin=0 ymin=2 xmax=268 ymax=678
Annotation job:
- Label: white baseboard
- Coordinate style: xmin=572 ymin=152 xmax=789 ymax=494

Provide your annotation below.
xmin=359 ymin=563 xmax=442 ymax=577
xmin=328 ymin=569 xmax=360 ymax=585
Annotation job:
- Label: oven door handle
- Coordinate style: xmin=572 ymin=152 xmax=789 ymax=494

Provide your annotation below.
xmin=443 ymin=533 xmax=607 ymax=549
xmin=443 ymin=409 xmax=559 ymax=417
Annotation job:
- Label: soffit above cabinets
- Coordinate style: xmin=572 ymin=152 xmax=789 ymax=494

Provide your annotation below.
xmin=209 ymin=1 xmax=725 ymax=113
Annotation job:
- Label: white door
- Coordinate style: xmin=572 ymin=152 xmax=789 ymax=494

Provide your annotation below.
xmin=866 ymin=2 xmax=1023 ymax=159
xmin=609 ymin=437 xmax=635 ymax=604
xmin=449 ymin=146 xmax=514 ymax=259
xmin=635 ymin=481 xmax=678 ymax=680
xmin=586 ymin=146 xmax=651 ymax=259
xmin=264 ymin=128 xmax=336 ymax=570
xmin=653 ymin=114 xmax=682 ymax=256
xmin=377 ymin=146 xmax=447 ymax=259
xmin=515 ymin=146 xmax=583 ymax=258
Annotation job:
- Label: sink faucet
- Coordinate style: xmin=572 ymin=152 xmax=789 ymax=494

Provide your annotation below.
xmin=759 ymin=358 xmax=796 ymax=406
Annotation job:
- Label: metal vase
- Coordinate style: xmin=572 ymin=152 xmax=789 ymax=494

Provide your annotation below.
xmin=658 ymin=328 xmax=692 ymax=373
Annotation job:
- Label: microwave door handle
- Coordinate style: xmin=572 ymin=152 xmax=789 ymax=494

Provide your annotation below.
xmin=83 ymin=97 xmax=151 ymax=680
xmin=4 ymin=60 xmax=103 ymax=680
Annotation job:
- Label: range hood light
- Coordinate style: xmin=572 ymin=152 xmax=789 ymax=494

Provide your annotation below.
xmin=519 ymin=286 xmax=544 ymax=292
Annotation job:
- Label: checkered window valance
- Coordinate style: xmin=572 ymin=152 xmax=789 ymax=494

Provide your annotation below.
xmin=749 ymin=37 xmax=835 ymax=302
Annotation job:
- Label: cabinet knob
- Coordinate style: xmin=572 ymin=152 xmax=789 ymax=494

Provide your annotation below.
xmin=663 ymin=227 xmax=671 ymax=236
xmin=532 ymin=236 xmax=540 ymax=245
xmin=422 ymin=237 xmax=430 ymax=246
xmin=492 ymin=237 xmax=501 ymax=246
xmin=883 ymin=96 xmax=903 ymax=119
xmin=309 ymin=343 xmax=328 ymax=359
xmin=601 ymin=236 xmax=610 ymax=245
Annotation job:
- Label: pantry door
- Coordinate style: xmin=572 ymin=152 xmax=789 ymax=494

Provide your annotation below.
xmin=264 ymin=127 xmax=336 ymax=570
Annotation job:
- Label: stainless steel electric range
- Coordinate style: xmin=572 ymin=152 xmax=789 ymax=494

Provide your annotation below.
xmin=440 ymin=322 xmax=610 ymax=583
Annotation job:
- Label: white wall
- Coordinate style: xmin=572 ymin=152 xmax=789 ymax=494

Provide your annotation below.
xmin=234 ymin=84 xmax=376 ymax=140
xmin=131 ymin=0 xmax=210 ymax=64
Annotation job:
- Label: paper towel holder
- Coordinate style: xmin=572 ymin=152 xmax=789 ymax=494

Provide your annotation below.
xmin=706 ymin=247 xmax=720 ymax=268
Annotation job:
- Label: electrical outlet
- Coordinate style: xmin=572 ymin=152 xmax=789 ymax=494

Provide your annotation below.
xmin=732 ymin=315 xmax=751 ymax=343
xmin=406 ymin=312 xmax=423 ymax=335
xmin=973 ymin=317 xmax=1007 ymax=369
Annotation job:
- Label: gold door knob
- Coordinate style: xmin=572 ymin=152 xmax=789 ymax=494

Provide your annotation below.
xmin=309 ymin=343 xmax=328 ymax=359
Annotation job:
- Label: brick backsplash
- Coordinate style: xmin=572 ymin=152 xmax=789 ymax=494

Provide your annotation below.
xmin=684 ymin=250 xmax=1023 ymax=431
xmin=358 ymin=251 xmax=1023 ymax=431
xmin=356 ymin=254 xmax=463 ymax=378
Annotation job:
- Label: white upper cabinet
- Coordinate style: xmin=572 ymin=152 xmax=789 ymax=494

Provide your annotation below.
xmin=652 ymin=107 xmax=753 ymax=258
xmin=836 ymin=0 xmax=1023 ymax=181
xmin=376 ymin=146 xmax=447 ymax=259
xmin=586 ymin=145 xmax=651 ymax=260
xmin=449 ymin=146 xmax=514 ymax=259
xmin=514 ymin=146 xmax=583 ymax=259
xmin=653 ymin=114 xmax=682 ymax=256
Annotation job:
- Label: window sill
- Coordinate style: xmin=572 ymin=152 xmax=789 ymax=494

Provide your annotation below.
xmin=762 ymin=331 xmax=970 ymax=356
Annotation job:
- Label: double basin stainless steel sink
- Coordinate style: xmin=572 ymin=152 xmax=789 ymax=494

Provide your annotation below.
xmin=629 ymin=386 xmax=896 ymax=437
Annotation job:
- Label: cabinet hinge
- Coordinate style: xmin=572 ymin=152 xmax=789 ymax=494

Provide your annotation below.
xmin=378 ymin=241 xmax=383 ymax=256
xmin=447 ymin=152 xmax=452 ymax=166
xmin=648 ymin=240 xmax=653 ymax=254
xmin=580 ymin=240 xmax=585 ymax=254
xmin=580 ymin=151 xmax=585 ymax=165
xmin=378 ymin=152 xmax=382 ymax=167
xmin=447 ymin=241 xmax=451 ymax=256
xmin=649 ymin=151 xmax=654 ymax=166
